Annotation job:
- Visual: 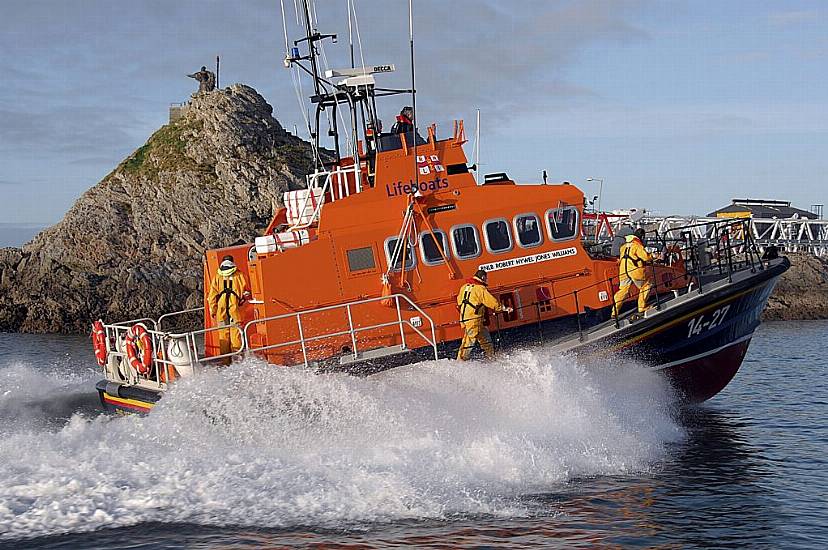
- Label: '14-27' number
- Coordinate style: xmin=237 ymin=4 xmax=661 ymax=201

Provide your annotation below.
xmin=687 ymin=305 xmax=731 ymax=338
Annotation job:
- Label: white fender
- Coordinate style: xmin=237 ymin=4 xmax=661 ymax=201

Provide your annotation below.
xmin=114 ymin=333 xmax=135 ymax=382
xmin=166 ymin=338 xmax=194 ymax=378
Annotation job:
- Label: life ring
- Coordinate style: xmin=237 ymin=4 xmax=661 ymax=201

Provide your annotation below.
xmin=125 ymin=323 xmax=153 ymax=376
xmin=91 ymin=320 xmax=107 ymax=367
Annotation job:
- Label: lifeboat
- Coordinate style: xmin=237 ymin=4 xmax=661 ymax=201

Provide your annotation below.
xmin=93 ymin=3 xmax=789 ymax=414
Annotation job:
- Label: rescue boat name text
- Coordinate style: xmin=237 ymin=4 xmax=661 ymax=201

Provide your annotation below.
xmin=385 ymin=177 xmax=449 ymax=197
xmin=479 ymin=247 xmax=578 ymax=272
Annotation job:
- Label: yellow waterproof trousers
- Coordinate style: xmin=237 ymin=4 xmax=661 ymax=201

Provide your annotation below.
xmin=612 ymin=276 xmax=652 ymax=317
xmin=217 ymin=321 xmax=243 ymax=357
xmin=457 ymin=319 xmax=495 ymax=360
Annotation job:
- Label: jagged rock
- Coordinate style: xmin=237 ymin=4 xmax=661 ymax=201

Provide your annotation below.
xmin=0 ymin=84 xmax=316 ymax=333
xmin=763 ymin=253 xmax=828 ymax=321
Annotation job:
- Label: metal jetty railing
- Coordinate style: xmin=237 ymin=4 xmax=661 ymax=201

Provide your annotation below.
xmin=590 ymin=213 xmax=828 ymax=258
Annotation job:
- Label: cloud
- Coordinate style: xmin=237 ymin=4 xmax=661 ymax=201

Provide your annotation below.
xmin=0 ymin=0 xmax=651 ymax=161
xmin=272 ymin=0 xmax=650 ymax=127
xmin=0 ymin=106 xmax=138 ymax=157
xmin=509 ymin=100 xmax=828 ymax=141
xmin=767 ymin=10 xmax=821 ymax=27
xmin=0 ymin=178 xmax=22 ymax=186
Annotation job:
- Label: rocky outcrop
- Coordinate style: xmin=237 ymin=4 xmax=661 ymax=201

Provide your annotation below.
xmin=0 ymin=85 xmax=316 ymax=333
xmin=763 ymin=253 xmax=828 ymax=321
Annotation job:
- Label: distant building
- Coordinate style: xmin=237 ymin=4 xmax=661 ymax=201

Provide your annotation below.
xmin=169 ymin=102 xmax=190 ymax=123
xmin=708 ymin=198 xmax=818 ymax=220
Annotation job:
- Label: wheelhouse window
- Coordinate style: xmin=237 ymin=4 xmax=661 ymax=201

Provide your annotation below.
xmin=546 ymin=206 xmax=579 ymax=241
xmin=483 ymin=219 xmax=513 ymax=253
xmin=420 ymin=230 xmax=449 ymax=265
xmin=384 ymin=236 xmax=416 ymax=271
xmin=451 ymin=224 xmax=481 ymax=260
xmin=514 ymin=213 xmax=542 ymax=248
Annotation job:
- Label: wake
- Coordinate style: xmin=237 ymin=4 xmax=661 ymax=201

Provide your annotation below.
xmin=0 ymin=347 xmax=683 ymax=541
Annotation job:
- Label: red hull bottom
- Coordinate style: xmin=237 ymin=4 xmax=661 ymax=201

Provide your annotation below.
xmin=660 ymin=337 xmax=752 ymax=403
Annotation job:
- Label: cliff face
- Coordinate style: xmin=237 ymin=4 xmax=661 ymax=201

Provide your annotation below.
xmin=763 ymin=253 xmax=828 ymax=321
xmin=0 ymin=85 xmax=314 ymax=333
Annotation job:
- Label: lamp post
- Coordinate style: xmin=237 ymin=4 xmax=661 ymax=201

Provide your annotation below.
xmin=587 ymin=177 xmax=604 ymax=240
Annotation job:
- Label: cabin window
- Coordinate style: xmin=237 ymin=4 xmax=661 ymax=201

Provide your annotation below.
xmin=346 ymin=247 xmax=376 ymax=272
xmin=546 ymin=206 xmax=579 ymax=241
xmin=451 ymin=224 xmax=481 ymax=260
xmin=420 ymin=230 xmax=450 ymax=265
xmin=483 ymin=218 xmax=513 ymax=253
xmin=384 ymin=236 xmax=416 ymax=271
xmin=514 ymin=213 xmax=542 ymax=248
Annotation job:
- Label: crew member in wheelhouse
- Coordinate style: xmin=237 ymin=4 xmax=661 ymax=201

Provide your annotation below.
xmin=391 ymin=106 xmax=414 ymax=134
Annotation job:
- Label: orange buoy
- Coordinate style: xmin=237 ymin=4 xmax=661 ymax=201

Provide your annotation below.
xmin=125 ymin=323 xmax=153 ymax=376
xmin=91 ymin=320 xmax=107 ymax=367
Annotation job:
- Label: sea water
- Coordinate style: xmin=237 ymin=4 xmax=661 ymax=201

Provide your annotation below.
xmin=0 ymin=322 xmax=826 ymax=548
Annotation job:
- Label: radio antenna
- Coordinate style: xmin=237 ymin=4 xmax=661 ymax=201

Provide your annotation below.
xmin=347 ymin=0 xmax=355 ymax=68
xmin=474 ymin=109 xmax=481 ymax=184
xmin=408 ymin=0 xmax=418 ymax=189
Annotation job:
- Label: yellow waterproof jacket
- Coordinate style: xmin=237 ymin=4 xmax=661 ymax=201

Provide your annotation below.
xmin=207 ymin=270 xmax=247 ymax=324
xmin=619 ymin=235 xmax=653 ymax=281
xmin=457 ymin=281 xmax=504 ymax=323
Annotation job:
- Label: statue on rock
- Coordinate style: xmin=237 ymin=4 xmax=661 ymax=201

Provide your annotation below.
xmin=188 ymin=66 xmax=216 ymax=94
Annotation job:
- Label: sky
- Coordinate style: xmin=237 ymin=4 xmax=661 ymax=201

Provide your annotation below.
xmin=1 ymin=0 xmax=826 ymax=227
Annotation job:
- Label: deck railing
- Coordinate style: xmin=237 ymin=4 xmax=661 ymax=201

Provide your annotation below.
xmin=99 ymin=293 xmax=438 ymax=387
xmin=101 ymin=319 xmax=246 ymax=389
xmin=493 ymin=217 xmax=763 ymax=345
xmin=243 ymin=293 xmax=438 ymax=368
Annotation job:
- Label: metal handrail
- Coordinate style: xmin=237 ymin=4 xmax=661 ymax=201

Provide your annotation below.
xmin=286 ymin=171 xmax=331 ymax=232
xmin=243 ymin=293 xmax=438 ymax=368
xmin=515 ymin=216 xmax=759 ymax=341
xmin=288 ymin=164 xmax=360 ymax=232
xmin=157 ymin=307 xmax=204 ymax=331
xmin=111 ymin=316 xmax=157 ymax=331
xmin=101 ymin=321 xmax=245 ymax=387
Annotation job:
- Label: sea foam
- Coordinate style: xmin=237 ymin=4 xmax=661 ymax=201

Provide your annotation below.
xmin=0 ymin=348 xmax=682 ymax=540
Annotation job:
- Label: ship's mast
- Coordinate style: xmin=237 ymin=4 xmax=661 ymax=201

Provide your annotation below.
xmin=289 ymin=0 xmax=340 ymax=167
xmin=284 ymin=0 xmax=417 ymax=175
xmin=295 ymin=0 xmax=328 ymax=98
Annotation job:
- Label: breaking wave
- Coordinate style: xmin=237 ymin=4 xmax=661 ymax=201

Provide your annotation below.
xmin=0 ymin=348 xmax=683 ymax=541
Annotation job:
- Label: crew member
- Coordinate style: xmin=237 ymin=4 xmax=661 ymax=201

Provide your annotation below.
xmin=207 ymin=255 xmax=249 ymax=356
xmin=391 ymin=106 xmax=414 ymax=134
xmin=612 ymin=228 xmax=655 ymax=319
xmin=456 ymin=270 xmax=512 ymax=360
